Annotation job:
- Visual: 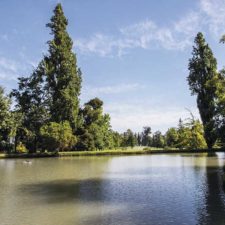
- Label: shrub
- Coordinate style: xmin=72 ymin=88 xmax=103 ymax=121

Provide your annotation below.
xmin=40 ymin=121 xmax=77 ymax=151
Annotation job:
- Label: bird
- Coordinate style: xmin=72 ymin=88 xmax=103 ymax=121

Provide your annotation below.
xmin=23 ymin=160 xmax=32 ymax=165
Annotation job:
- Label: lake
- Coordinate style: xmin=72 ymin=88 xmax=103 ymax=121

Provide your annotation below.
xmin=0 ymin=153 xmax=225 ymax=225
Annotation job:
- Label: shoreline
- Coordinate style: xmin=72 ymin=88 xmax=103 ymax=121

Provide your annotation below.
xmin=0 ymin=148 xmax=225 ymax=159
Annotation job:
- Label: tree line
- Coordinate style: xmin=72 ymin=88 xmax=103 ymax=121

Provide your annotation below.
xmin=0 ymin=4 xmax=225 ymax=153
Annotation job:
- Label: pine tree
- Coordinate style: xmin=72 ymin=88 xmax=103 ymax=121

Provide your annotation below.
xmin=45 ymin=3 xmax=82 ymax=131
xmin=187 ymin=32 xmax=218 ymax=149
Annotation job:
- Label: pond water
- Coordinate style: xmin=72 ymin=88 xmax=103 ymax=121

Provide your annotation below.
xmin=0 ymin=153 xmax=225 ymax=225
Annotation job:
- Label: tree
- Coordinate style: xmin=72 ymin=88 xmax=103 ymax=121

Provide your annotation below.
xmin=152 ymin=131 xmax=165 ymax=148
xmin=137 ymin=133 xmax=142 ymax=146
xmin=141 ymin=126 xmax=152 ymax=146
xmin=216 ymin=35 xmax=225 ymax=145
xmin=45 ymin=3 xmax=82 ymax=131
xmin=187 ymin=32 xmax=218 ymax=149
xmin=78 ymin=98 xmax=114 ymax=150
xmin=11 ymin=62 xmax=49 ymax=152
xmin=176 ymin=119 xmax=190 ymax=148
xmin=188 ymin=119 xmax=207 ymax=149
xmin=40 ymin=121 xmax=76 ymax=151
xmin=112 ymin=131 xmax=122 ymax=148
xmin=176 ymin=117 xmax=207 ymax=149
xmin=165 ymin=127 xmax=178 ymax=147
xmin=0 ymin=86 xmax=13 ymax=151
xmin=0 ymin=86 xmax=11 ymax=134
xmin=122 ymin=129 xmax=137 ymax=148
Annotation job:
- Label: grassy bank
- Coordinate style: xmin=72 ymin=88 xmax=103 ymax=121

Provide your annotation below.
xmin=58 ymin=148 xmax=225 ymax=157
xmin=1 ymin=147 xmax=225 ymax=159
xmin=0 ymin=152 xmax=58 ymax=159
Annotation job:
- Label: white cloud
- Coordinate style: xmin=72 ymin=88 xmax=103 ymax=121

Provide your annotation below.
xmin=104 ymin=102 xmax=200 ymax=133
xmin=75 ymin=17 xmax=197 ymax=57
xmin=75 ymin=0 xmax=225 ymax=57
xmin=81 ymin=83 xmax=145 ymax=100
xmin=76 ymin=34 xmax=116 ymax=57
xmin=75 ymin=12 xmax=200 ymax=56
xmin=0 ymin=57 xmax=35 ymax=81
xmin=200 ymin=0 xmax=225 ymax=37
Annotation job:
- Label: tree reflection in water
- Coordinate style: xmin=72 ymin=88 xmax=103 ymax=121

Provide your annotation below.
xmin=198 ymin=153 xmax=225 ymax=225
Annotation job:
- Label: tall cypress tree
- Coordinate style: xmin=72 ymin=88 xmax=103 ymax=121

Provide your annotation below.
xmin=187 ymin=32 xmax=218 ymax=149
xmin=45 ymin=4 xmax=82 ymax=131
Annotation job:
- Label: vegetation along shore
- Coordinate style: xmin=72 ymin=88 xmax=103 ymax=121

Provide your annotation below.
xmin=1 ymin=4 xmax=225 ymax=154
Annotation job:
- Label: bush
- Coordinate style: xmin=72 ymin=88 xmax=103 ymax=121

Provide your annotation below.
xmin=40 ymin=121 xmax=77 ymax=151
xmin=16 ymin=142 xmax=27 ymax=153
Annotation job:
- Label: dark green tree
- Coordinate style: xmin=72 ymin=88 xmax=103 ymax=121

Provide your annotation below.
xmin=122 ymin=129 xmax=137 ymax=148
xmin=141 ymin=126 xmax=152 ymax=146
xmin=78 ymin=98 xmax=114 ymax=150
xmin=11 ymin=62 xmax=49 ymax=152
xmin=152 ymin=131 xmax=165 ymax=148
xmin=45 ymin=3 xmax=82 ymax=131
xmin=187 ymin=32 xmax=218 ymax=149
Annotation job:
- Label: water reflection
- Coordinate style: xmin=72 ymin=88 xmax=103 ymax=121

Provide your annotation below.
xmin=197 ymin=153 xmax=225 ymax=225
xmin=0 ymin=155 xmax=225 ymax=225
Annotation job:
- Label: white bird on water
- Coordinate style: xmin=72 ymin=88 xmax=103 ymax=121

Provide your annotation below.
xmin=23 ymin=160 xmax=32 ymax=165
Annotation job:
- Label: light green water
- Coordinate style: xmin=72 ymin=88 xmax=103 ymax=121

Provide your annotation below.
xmin=0 ymin=153 xmax=225 ymax=225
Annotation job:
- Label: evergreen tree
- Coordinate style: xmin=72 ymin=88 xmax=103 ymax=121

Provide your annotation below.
xmin=141 ymin=126 xmax=152 ymax=146
xmin=45 ymin=3 xmax=82 ymax=131
xmin=187 ymin=32 xmax=218 ymax=149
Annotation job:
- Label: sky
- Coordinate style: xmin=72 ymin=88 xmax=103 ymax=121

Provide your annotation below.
xmin=1 ymin=0 xmax=225 ymax=133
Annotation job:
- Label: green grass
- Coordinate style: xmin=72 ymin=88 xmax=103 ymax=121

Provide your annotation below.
xmin=0 ymin=152 xmax=57 ymax=159
xmin=59 ymin=148 xmax=148 ymax=157
xmin=0 ymin=147 xmax=225 ymax=159
xmin=58 ymin=147 xmax=224 ymax=157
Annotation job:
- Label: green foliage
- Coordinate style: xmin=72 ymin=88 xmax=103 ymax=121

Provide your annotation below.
xmin=16 ymin=142 xmax=27 ymax=153
xmin=121 ymin=129 xmax=137 ymax=148
xmin=45 ymin=3 xmax=82 ymax=131
xmin=76 ymin=129 xmax=95 ymax=151
xmin=40 ymin=121 xmax=76 ymax=151
xmin=213 ymin=67 xmax=225 ymax=144
xmin=187 ymin=32 xmax=218 ymax=148
xmin=152 ymin=131 xmax=165 ymax=148
xmin=176 ymin=117 xmax=207 ymax=149
xmin=0 ymin=87 xmax=11 ymax=129
xmin=141 ymin=126 xmax=152 ymax=146
xmin=0 ymin=86 xmax=14 ymax=152
xmin=165 ymin=127 xmax=178 ymax=147
xmin=11 ymin=63 xmax=49 ymax=152
xmin=111 ymin=131 xmax=122 ymax=148
xmin=77 ymin=98 xmax=115 ymax=150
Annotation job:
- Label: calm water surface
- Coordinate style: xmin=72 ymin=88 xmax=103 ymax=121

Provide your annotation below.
xmin=0 ymin=153 xmax=225 ymax=225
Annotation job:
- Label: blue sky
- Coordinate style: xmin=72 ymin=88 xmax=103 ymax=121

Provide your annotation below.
xmin=1 ymin=0 xmax=225 ymax=133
